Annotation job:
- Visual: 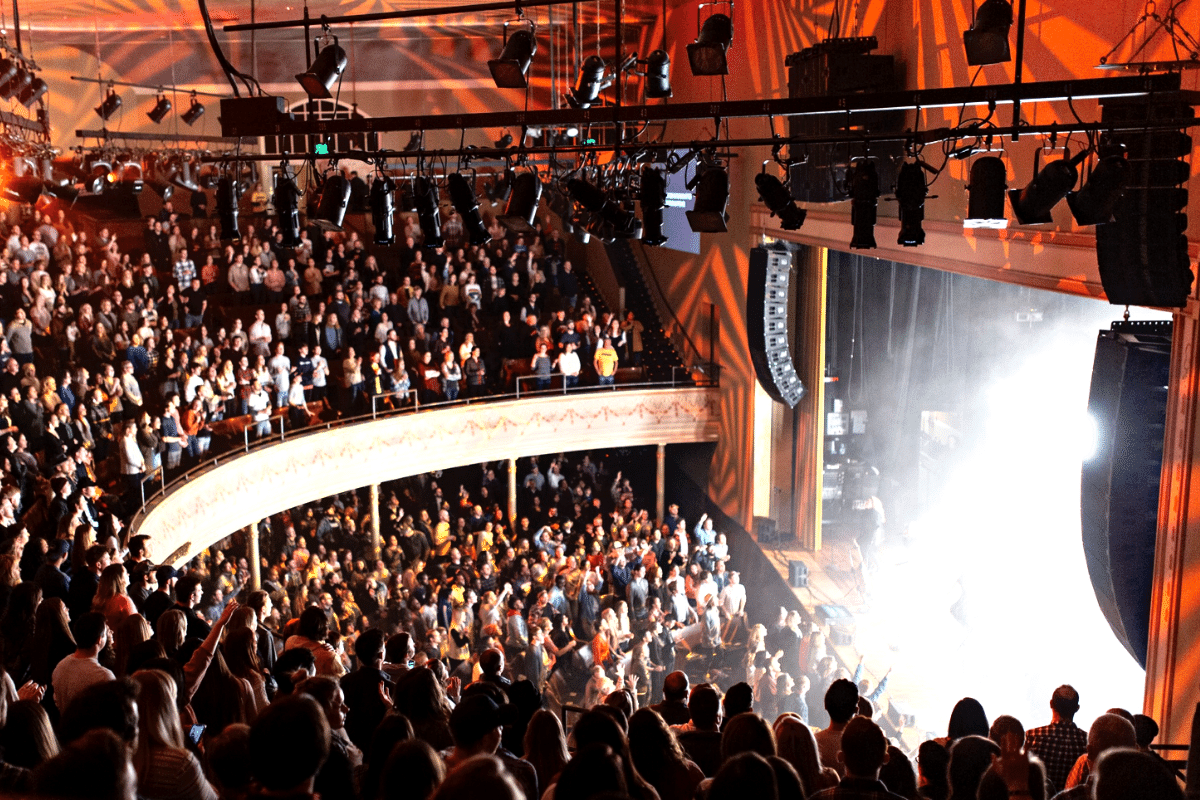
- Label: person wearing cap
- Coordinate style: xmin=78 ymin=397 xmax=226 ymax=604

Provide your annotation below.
xmin=34 ymin=538 xmax=71 ymax=601
xmin=443 ymin=694 xmax=509 ymax=772
xmin=127 ymin=561 xmax=157 ymax=612
xmin=142 ymin=565 xmax=178 ymax=628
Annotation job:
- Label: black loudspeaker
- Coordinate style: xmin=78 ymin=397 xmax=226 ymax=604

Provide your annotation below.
xmin=1096 ymin=96 xmax=1194 ymax=308
xmin=755 ymin=516 xmax=778 ymax=545
xmin=1081 ymin=320 xmax=1172 ymax=668
xmin=786 ymin=37 xmax=905 ymax=204
xmin=788 ymin=559 xmax=809 ymax=588
xmin=747 ymin=246 xmax=806 ymax=407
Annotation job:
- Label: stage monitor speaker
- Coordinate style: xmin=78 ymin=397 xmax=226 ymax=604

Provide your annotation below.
xmin=788 ymin=559 xmax=809 ymax=588
xmin=747 ymin=245 xmax=806 ymax=407
xmin=1082 ymin=320 xmax=1172 ymax=668
xmin=1095 ymin=96 xmax=1194 ymax=308
xmin=885 ymin=700 xmax=914 ymax=731
xmin=755 ymin=516 xmax=778 ymax=544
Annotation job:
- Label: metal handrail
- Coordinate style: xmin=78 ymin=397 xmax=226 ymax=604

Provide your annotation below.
xmin=130 ymin=375 xmax=719 ymax=532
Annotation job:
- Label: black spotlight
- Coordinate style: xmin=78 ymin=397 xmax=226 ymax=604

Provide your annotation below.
xmin=404 ymin=132 xmax=423 ymax=152
xmin=640 ymin=166 xmax=668 ymax=246
xmin=644 ymin=49 xmax=672 ymax=98
xmin=965 ymin=155 xmax=1009 ymax=228
xmin=0 ymin=59 xmax=17 ymax=94
xmin=414 ymin=176 xmax=442 ymax=247
xmin=754 ymin=171 xmax=806 ymax=231
xmin=42 ymin=182 xmax=78 ymax=206
xmin=895 ymin=161 xmax=929 ymax=247
xmin=296 ymin=39 xmax=348 ymax=100
xmin=489 ymin=27 xmax=537 ymax=89
xmin=147 ymin=94 xmax=172 ymax=124
xmin=2 ymin=177 xmax=43 ymax=205
xmin=687 ymin=13 xmax=733 ymax=76
xmin=145 ymin=179 xmax=173 ymax=201
xmin=963 ymin=0 xmax=1014 ymax=66
xmin=181 ymin=95 xmax=205 ymax=126
xmin=1008 ymin=149 xmax=1087 ymax=225
xmin=5 ymin=68 xmax=31 ymax=102
xmin=448 ymin=173 xmax=492 ymax=246
xmin=567 ymin=178 xmax=641 ymax=239
xmin=314 ymin=173 xmax=351 ymax=230
xmin=16 ymin=77 xmax=47 ymax=108
xmin=217 ymin=177 xmax=239 ymax=240
xmin=95 ymin=90 xmax=122 ymax=121
xmin=568 ymin=55 xmax=609 ymax=109
xmin=1067 ymin=147 xmax=1128 ymax=226
xmin=847 ymin=159 xmax=880 ymax=249
xmin=686 ymin=165 xmax=729 ymax=233
xmin=494 ymin=133 xmax=514 ymax=150
xmin=369 ymin=174 xmax=396 ymax=246
xmin=274 ymin=172 xmax=302 ymax=246
xmin=498 ymin=171 xmax=542 ymax=232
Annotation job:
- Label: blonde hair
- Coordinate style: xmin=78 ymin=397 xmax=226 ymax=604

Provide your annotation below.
xmin=132 ymin=669 xmax=185 ymax=780
xmin=156 ymin=609 xmax=187 ymax=651
xmin=92 ymin=563 xmax=128 ymax=609
xmin=113 ymin=614 xmax=151 ymax=677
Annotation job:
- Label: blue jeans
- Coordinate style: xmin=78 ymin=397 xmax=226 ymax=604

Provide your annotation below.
xmin=565 ymin=374 xmax=579 ymax=389
xmin=598 ymin=374 xmax=615 ymax=385
xmin=535 ymin=377 xmax=551 ymax=391
xmin=444 ymin=383 xmax=459 ymax=401
xmin=184 ymin=313 xmax=203 ymax=329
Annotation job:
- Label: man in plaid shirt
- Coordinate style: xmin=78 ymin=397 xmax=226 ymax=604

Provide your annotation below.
xmin=173 ymin=249 xmax=196 ymax=287
xmin=1024 ymin=684 xmax=1088 ymax=793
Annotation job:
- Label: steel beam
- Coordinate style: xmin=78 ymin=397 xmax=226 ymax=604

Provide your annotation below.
xmin=219 ymin=73 xmax=1188 ymax=138
xmin=224 ymin=0 xmax=589 ymax=32
xmin=76 ymin=128 xmax=247 ymax=145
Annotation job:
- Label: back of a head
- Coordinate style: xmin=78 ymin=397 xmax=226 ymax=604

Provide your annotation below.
xmin=767 ymin=756 xmax=804 ymax=800
xmin=555 ymin=744 xmax=626 ymax=800
xmin=34 ymin=729 xmax=133 ymax=800
xmin=478 ymin=647 xmax=503 ymax=676
xmin=385 ymin=632 xmax=412 ymax=663
xmin=1132 ymin=714 xmax=1159 ymax=748
xmin=989 ymin=715 xmax=1025 ymax=746
xmin=878 ymin=745 xmax=918 ymax=800
xmin=773 ymin=716 xmax=821 ymax=786
xmin=947 ymin=735 xmax=1000 ymax=800
xmin=721 ymin=712 xmax=776 ymax=761
xmin=71 ymin=611 xmax=107 ymax=650
xmin=840 ymin=716 xmax=888 ymax=778
xmin=206 ymin=724 xmax=252 ymax=795
xmin=709 ymin=752 xmax=778 ymax=800
xmin=1088 ymin=713 xmax=1137 ymax=761
xmin=573 ymin=708 xmax=627 ymax=756
xmin=824 ymin=678 xmax=859 ymax=725
xmin=603 ymin=688 xmax=634 ymax=723
xmin=689 ymin=684 xmax=721 ymax=729
xmin=917 ymin=740 xmax=950 ymax=788
xmin=1049 ymin=685 xmax=1080 ymax=718
xmin=356 ymin=628 xmax=387 ymax=663
xmin=977 ymin=759 xmax=1046 ymax=800
xmin=724 ymin=682 xmax=753 ymax=718
xmin=60 ymin=679 xmax=139 ymax=747
xmin=947 ymin=697 xmax=989 ymax=741
xmin=431 ymin=754 xmax=522 ymax=800
xmin=1095 ymin=747 xmax=1183 ymax=800
xmin=663 ymin=670 xmax=689 ymax=701
xmin=380 ymin=739 xmax=445 ymax=800
xmin=298 ymin=606 xmax=328 ymax=641
xmin=250 ymin=694 xmax=331 ymax=792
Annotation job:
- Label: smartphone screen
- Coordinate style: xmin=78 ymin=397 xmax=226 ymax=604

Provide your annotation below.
xmin=188 ymin=724 xmax=206 ymax=745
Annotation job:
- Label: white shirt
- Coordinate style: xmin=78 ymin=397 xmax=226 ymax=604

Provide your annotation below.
xmin=719 ymin=582 xmax=746 ymax=615
xmin=557 ymin=350 xmax=581 ymax=376
xmin=249 ymin=320 xmax=272 ymax=345
xmin=247 ymin=389 xmax=271 ymax=421
xmin=52 ymin=653 xmax=115 ymax=712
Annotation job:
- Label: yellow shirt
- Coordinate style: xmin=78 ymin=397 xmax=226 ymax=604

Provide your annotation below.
xmin=594 ymin=346 xmax=619 ymax=377
xmin=434 ymin=521 xmax=452 ymax=555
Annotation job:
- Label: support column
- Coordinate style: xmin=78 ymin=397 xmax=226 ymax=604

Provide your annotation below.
xmin=656 ymin=443 xmax=666 ymax=524
xmin=508 ymin=457 xmax=518 ymax=524
xmin=247 ymin=520 xmax=261 ymax=591
xmin=1145 ymin=310 xmax=1200 ymax=744
xmin=792 ymin=247 xmax=828 ymax=551
xmin=369 ymin=482 xmax=381 ymax=560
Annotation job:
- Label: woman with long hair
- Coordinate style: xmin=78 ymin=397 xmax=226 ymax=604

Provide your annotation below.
xmin=30 ymin=597 xmax=74 ymax=715
xmin=391 ymin=666 xmax=454 ymax=751
xmin=155 ymin=609 xmax=187 ymax=660
xmin=572 ymin=709 xmax=660 ymax=800
xmin=297 ymin=675 xmax=360 ymax=800
xmin=627 ymin=708 xmax=704 ymax=800
xmin=222 ymin=627 xmax=269 ymax=720
xmin=131 ymin=669 xmax=218 ymax=800
xmin=0 ymin=699 xmax=59 ymax=769
xmin=0 ymin=582 xmax=41 ymax=680
xmin=190 ymin=646 xmax=246 ymax=735
xmin=113 ymin=614 xmax=152 ymax=677
xmin=522 ymin=708 xmax=569 ymax=791
xmin=93 ymin=563 xmax=136 ymax=629
xmin=774 ymin=714 xmax=839 ymax=796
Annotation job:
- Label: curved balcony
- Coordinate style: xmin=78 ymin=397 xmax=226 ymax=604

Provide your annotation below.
xmin=133 ymin=383 xmax=721 ymax=566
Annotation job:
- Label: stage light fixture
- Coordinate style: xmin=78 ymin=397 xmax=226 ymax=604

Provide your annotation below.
xmin=687 ymin=12 xmax=733 ymax=76
xmin=217 ymin=176 xmax=239 ymax=240
xmin=312 ymin=173 xmax=351 ymax=231
xmin=484 ymin=170 xmax=513 ymax=204
xmin=369 ymin=174 xmax=396 ymax=246
xmin=448 ymin=173 xmax=492 ymax=246
xmin=17 ymin=76 xmax=47 ymax=108
xmin=95 ymin=89 xmax=122 ymax=121
xmin=489 ymin=26 xmax=537 ymax=89
xmin=274 ymin=171 xmax=302 ymax=246
xmin=965 ymin=155 xmax=1009 ymax=228
xmin=498 ymin=171 xmax=542 ymax=232
xmin=296 ymin=36 xmax=348 ymax=100
xmin=644 ymin=50 xmax=672 ymax=98
xmin=414 ymin=176 xmax=442 ymax=247
xmin=404 ymin=132 xmax=423 ymax=152
xmin=0 ymin=59 xmax=17 ymax=94
xmin=147 ymin=94 xmax=172 ymax=124
xmin=181 ymin=94 xmax=205 ymax=125
xmin=170 ymin=159 xmax=200 ymax=193
xmin=84 ymin=160 xmax=111 ymax=194
xmin=640 ymin=166 xmax=669 ymax=246
xmin=754 ymin=171 xmax=806 ymax=231
xmin=494 ymin=133 xmax=514 ymax=150
xmin=1067 ymin=147 xmax=1128 ymax=226
xmin=686 ymin=164 xmax=730 ymax=233
xmin=1008 ymin=148 xmax=1087 ymax=225
xmin=145 ymin=179 xmax=173 ymax=201
xmin=5 ymin=68 xmax=31 ymax=102
xmin=567 ymin=178 xmax=641 ymax=239
xmin=895 ymin=161 xmax=930 ymax=247
xmin=568 ymin=55 xmax=610 ymax=109
xmin=847 ymin=159 xmax=880 ymax=249
xmin=2 ymin=177 xmax=43 ymax=205
xmin=963 ymin=0 xmax=1013 ymax=66
xmin=41 ymin=182 xmax=78 ymax=206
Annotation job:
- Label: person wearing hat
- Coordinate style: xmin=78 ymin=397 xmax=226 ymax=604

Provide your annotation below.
xmin=34 ymin=538 xmax=71 ymax=601
xmin=443 ymin=694 xmax=510 ymax=772
xmin=142 ymin=565 xmax=179 ymax=628
xmin=127 ymin=561 xmax=157 ymax=612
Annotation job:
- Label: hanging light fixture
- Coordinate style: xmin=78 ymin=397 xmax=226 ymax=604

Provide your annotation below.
xmin=1067 ymin=146 xmax=1128 ymax=226
xmin=847 ymin=159 xmax=880 ymax=249
xmin=754 ymin=169 xmax=806 ymax=231
xmin=640 ymin=166 xmax=669 ymax=246
xmin=643 ymin=50 xmax=672 ymax=98
xmin=568 ymin=178 xmax=641 ymax=239
xmin=964 ymin=155 xmax=1009 ymax=228
xmin=448 ymin=173 xmax=492 ymax=246
xmin=687 ymin=9 xmax=733 ymax=76
xmin=313 ymin=173 xmax=352 ymax=230
xmin=498 ymin=170 xmax=542 ymax=232
xmin=296 ymin=24 xmax=348 ymax=100
xmin=370 ymin=173 xmax=396 ymax=246
xmin=895 ymin=160 xmax=931 ymax=247
xmin=414 ymin=176 xmax=442 ymax=247
xmin=181 ymin=93 xmax=205 ymax=125
xmin=686 ymin=163 xmax=730 ymax=233
xmin=95 ymin=87 xmax=122 ymax=121
xmin=217 ymin=176 xmax=239 ymax=240
xmin=275 ymin=169 xmax=302 ymax=246
xmin=16 ymin=75 xmax=47 ymax=108
xmin=147 ymin=93 xmax=172 ymax=124
xmin=963 ymin=0 xmax=1014 ymax=66
xmin=1 ymin=177 xmax=43 ymax=205
xmin=488 ymin=20 xmax=537 ymax=89
xmin=1008 ymin=147 xmax=1088 ymax=225
xmin=567 ymin=55 xmax=610 ymax=109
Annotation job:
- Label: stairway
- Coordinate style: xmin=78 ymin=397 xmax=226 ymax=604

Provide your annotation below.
xmin=603 ymin=239 xmax=687 ymax=382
